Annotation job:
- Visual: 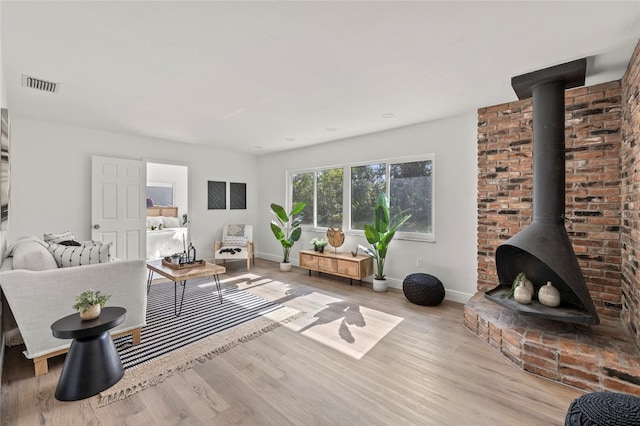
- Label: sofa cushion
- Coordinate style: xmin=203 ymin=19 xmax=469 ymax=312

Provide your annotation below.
xmin=47 ymin=241 xmax=112 ymax=267
xmin=43 ymin=231 xmax=76 ymax=244
xmin=12 ymin=240 xmax=58 ymax=271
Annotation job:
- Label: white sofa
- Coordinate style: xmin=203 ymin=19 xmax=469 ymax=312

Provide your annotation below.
xmin=0 ymin=237 xmax=147 ymax=376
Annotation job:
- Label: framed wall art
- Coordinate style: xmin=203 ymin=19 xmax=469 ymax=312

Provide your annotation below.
xmin=207 ymin=181 xmax=226 ymax=210
xmin=230 ymin=182 xmax=246 ymax=210
xmin=1 ymin=108 xmax=10 ymax=230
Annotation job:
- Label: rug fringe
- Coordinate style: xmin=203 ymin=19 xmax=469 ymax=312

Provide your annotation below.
xmin=97 ymin=310 xmax=306 ymax=408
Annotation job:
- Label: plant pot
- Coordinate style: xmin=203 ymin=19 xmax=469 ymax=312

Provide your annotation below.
xmin=314 ymin=246 xmax=319 ymax=252
xmin=318 ymin=246 xmax=325 ymax=253
xmin=79 ymin=304 xmax=101 ymax=320
xmin=280 ymin=262 xmax=292 ymax=272
xmin=373 ymin=278 xmax=388 ymax=292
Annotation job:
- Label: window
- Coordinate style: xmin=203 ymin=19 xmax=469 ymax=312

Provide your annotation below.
xmin=390 ymin=160 xmax=433 ymax=234
xmin=317 ymin=168 xmax=343 ymax=228
xmin=288 ymin=154 xmax=434 ymax=241
xmin=147 ymin=183 xmax=173 ymax=206
xmin=291 ymin=172 xmax=314 ymax=225
xmin=350 ymin=163 xmax=385 ymax=230
xmin=291 ymin=168 xmax=344 ymax=228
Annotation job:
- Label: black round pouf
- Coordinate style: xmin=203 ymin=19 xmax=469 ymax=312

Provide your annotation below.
xmin=402 ymin=273 xmax=445 ymax=306
xmin=565 ymin=392 xmax=640 ymax=426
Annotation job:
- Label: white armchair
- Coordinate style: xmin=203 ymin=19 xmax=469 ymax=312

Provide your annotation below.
xmin=213 ymin=224 xmax=254 ymax=270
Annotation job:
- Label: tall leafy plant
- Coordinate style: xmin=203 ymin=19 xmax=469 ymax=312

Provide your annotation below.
xmin=359 ymin=192 xmax=411 ymax=280
xmin=270 ymin=202 xmax=307 ymax=263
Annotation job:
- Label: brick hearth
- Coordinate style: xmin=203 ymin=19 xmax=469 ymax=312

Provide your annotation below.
xmin=465 ymin=294 xmax=640 ymax=395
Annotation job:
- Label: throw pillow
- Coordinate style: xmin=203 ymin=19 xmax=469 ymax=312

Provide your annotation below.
xmin=163 ymin=216 xmax=180 ymax=228
xmin=47 ymin=241 xmax=112 ymax=268
xmin=58 ymin=240 xmax=82 ymax=246
xmin=43 ymin=231 xmax=76 ymax=244
xmin=223 ymin=236 xmax=248 ymax=247
xmin=147 ymin=216 xmax=164 ymax=229
xmin=226 ymin=224 xmax=245 ymax=237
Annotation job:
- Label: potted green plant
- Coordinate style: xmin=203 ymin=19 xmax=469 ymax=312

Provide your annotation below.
xmin=270 ymin=201 xmax=307 ymax=271
xmin=72 ymin=289 xmax=111 ymax=320
xmin=315 ymin=238 xmax=328 ymax=253
xmin=310 ymin=237 xmax=321 ymax=251
xmin=359 ymin=192 xmax=411 ymax=292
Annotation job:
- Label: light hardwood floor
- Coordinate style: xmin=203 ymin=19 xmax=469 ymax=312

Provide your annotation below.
xmin=2 ymin=259 xmax=583 ymax=425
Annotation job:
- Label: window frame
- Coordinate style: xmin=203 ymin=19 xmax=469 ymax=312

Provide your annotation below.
xmin=287 ymin=153 xmax=435 ymax=243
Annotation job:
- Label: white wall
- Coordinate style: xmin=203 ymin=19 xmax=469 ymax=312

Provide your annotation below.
xmin=147 ymin=162 xmax=189 ymax=219
xmin=256 ymin=113 xmax=478 ymax=303
xmin=8 ymin=118 xmax=258 ymax=260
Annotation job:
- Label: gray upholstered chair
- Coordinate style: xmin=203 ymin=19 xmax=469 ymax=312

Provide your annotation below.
xmin=213 ymin=224 xmax=254 ymax=271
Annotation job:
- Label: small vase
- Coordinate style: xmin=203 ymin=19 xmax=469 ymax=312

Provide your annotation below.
xmin=538 ymin=281 xmax=561 ymax=307
xmin=314 ymin=245 xmax=319 ymax=252
xmin=79 ymin=304 xmax=101 ymax=320
xmin=319 ymin=246 xmax=325 ymax=253
xmin=514 ymin=284 xmax=531 ymax=305
xmin=373 ymin=278 xmax=388 ymax=292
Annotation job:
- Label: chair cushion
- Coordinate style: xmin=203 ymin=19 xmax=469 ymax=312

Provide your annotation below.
xmin=47 ymin=241 xmax=112 ymax=267
xmin=12 ymin=240 xmax=58 ymax=271
xmin=216 ymin=247 xmax=248 ymax=259
xmin=223 ymin=236 xmax=248 ymax=247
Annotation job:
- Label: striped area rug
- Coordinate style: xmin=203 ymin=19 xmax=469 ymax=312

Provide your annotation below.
xmin=98 ymin=277 xmax=304 ymax=407
xmin=113 ymin=277 xmax=284 ymax=369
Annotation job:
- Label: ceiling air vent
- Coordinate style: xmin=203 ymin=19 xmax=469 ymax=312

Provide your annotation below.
xmin=21 ymin=75 xmax=59 ymax=93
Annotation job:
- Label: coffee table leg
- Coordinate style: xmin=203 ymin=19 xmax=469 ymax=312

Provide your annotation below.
xmin=214 ymin=274 xmax=223 ymax=304
xmin=175 ymin=280 xmax=187 ymax=317
xmin=147 ymin=270 xmax=154 ymax=294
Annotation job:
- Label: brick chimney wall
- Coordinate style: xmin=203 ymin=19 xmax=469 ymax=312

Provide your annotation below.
xmin=621 ymin=40 xmax=640 ymax=347
xmin=477 ymin=81 xmax=623 ymax=319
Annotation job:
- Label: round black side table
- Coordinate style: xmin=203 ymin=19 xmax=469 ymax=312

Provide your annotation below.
xmin=51 ymin=306 xmax=126 ymax=401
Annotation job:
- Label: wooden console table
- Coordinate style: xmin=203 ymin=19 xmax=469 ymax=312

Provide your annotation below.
xmin=299 ymin=250 xmax=373 ymax=285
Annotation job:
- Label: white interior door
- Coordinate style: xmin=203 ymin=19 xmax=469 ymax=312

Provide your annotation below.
xmin=92 ymin=155 xmax=146 ymax=260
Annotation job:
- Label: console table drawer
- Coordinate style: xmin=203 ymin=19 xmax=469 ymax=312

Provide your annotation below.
xmin=337 ymin=260 xmax=359 ymax=277
xmin=300 ymin=253 xmax=318 ymax=269
xmin=318 ymin=257 xmax=337 ymax=273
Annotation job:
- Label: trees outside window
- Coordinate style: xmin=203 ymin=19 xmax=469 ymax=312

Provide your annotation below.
xmin=288 ymin=155 xmax=434 ymax=241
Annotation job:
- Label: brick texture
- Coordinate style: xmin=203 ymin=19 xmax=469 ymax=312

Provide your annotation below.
xmin=621 ymin=40 xmax=640 ymax=348
xmin=477 ymin=81 xmax=623 ymax=318
xmin=465 ymin=293 xmax=640 ymax=396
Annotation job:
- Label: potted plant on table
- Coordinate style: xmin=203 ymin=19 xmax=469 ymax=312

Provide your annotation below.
xmin=270 ymin=201 xmax=307 ymax=271
xmin=314 ymin=238 xmax=328 ymax=253
xmin=359 ymin=192 xmax=411 ymax=292
xmin=73 ymin=289 xmax=111 ymax=320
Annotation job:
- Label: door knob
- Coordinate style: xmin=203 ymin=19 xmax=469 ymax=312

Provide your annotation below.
xmin=93 ymin=224 xmax=100 ymax=229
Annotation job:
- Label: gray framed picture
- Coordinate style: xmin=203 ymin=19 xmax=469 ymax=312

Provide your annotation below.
xmin=230 ymin=182 xmax=246 ymax=210
xmin=207 ymin=181 xmax=226 ymax=210
xmin=1 ymin=108 xmax=10 ymax=230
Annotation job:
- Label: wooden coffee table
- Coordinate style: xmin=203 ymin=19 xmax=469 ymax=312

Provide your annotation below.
xmin=146 ymin=259 xmax=226 ymax=317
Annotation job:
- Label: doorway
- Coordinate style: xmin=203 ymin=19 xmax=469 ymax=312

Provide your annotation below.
xmin=146 ymin=162 xmax=189 ymax=260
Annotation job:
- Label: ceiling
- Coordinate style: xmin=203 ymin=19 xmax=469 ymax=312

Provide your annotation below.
xmin=2 ymin=1 xmax=639 ymax=155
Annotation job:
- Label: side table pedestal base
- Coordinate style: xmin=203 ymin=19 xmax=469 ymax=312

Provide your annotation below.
xmin=55 ymin=331 xmax=124 ymax=401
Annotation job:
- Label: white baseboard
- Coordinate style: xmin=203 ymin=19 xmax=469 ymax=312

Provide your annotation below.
xmin=254 ymin=253 xmax=473 ymax=304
